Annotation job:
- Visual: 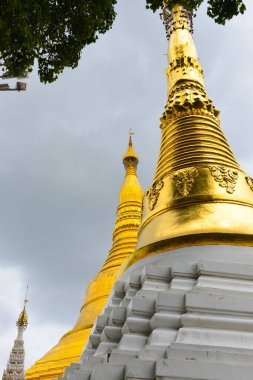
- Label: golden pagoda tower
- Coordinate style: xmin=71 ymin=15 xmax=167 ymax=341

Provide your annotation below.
xmin=25 ymin=132 xmax=143 ymax=380
xmin=119 ymin=4 xmax=253 ymax=273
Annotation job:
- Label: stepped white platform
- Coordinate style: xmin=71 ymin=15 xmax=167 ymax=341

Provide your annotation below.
xmin=59 ymin=246 xmax=253 ymax=380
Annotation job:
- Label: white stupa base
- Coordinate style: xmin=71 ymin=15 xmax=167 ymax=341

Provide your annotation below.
xmin=59 ymin=246 xmax=253 ymax=380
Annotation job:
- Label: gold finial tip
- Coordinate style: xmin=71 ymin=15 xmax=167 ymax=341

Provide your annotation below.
xmin=129 ymin=129 xmax=135 ymax=147
xmin=24 ymin=285 xmax=29 ymax=304
xmin=123 ymin=130 xmax=139 ymax=164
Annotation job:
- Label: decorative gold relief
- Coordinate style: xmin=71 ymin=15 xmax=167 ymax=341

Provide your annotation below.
xmin=160 ymin=81 xmax=219 ymax=127
xmin=209 ymin=166 xmax=238 ymax=194
xmin=167 ymin=57 xmax=204 ymax=92
xmin=245 ymin=176 xmax=253 ymax=191
xmin=172 ymin=167 xmax=198 ymax=196
xmin=146 ymin=180 xmax=164 ymax=210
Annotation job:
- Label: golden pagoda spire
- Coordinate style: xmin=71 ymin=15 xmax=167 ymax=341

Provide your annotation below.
xmin=26 ymin=133 xmax=143 ymax=380
xmin=119 ymin=4 xmax=253 ymax=273
xmin=101 ymin=130 xmax=142 ymax=272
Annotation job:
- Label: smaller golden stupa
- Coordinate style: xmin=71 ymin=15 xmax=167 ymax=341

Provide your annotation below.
xmin=26 ymin=132 xmax=143 ymax=380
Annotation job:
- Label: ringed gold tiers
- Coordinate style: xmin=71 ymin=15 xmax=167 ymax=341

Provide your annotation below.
xmin=25 ymin=136 xmax=143 ymax=380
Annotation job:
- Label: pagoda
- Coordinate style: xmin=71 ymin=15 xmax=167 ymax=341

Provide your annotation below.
xmin=58 ymin=4 xmax=253 ymax=380
xmin=26 ymin=133 xmax=143 ymax=380
xmin=2 ymin=299 xmax=28 ymax=380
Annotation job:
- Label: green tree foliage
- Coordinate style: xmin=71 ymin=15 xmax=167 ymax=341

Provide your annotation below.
xmin=147 ymin=0 xmax=246 ymax=24
xmin=0 ymin=0 xmax=246 ymax=83
xmin=0 ymin=0 xmax=117 ymax=83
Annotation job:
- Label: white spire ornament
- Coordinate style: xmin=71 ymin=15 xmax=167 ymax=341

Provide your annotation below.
xmin=2 ymin=290 xmax=28 ymax=380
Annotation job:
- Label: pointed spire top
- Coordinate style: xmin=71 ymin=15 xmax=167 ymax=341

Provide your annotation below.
xmin=25 ymin=284 xmax=29 ymax=304
xmin=119 ymin=131 xmax=142 ymax=204
xmin=129 ymin=128 xmax=134 ymax=147
xmin=123 ymin=129 xmax=139 ymax=168
xmin=17 ymin=286 xmax=28 ymax=329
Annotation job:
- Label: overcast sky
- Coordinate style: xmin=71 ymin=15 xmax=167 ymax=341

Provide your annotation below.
xmin=0 ymin=0 xmax=253 ymax=372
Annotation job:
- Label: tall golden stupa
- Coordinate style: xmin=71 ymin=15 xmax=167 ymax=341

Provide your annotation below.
xmin=119 ymin=4 xmax=253 ymax=274
xmin=26 ymin=133 xmax=143 ymax=380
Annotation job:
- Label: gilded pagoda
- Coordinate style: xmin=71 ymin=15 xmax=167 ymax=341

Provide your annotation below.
xmin=26 ymin=134 xmax=143 ymax=380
